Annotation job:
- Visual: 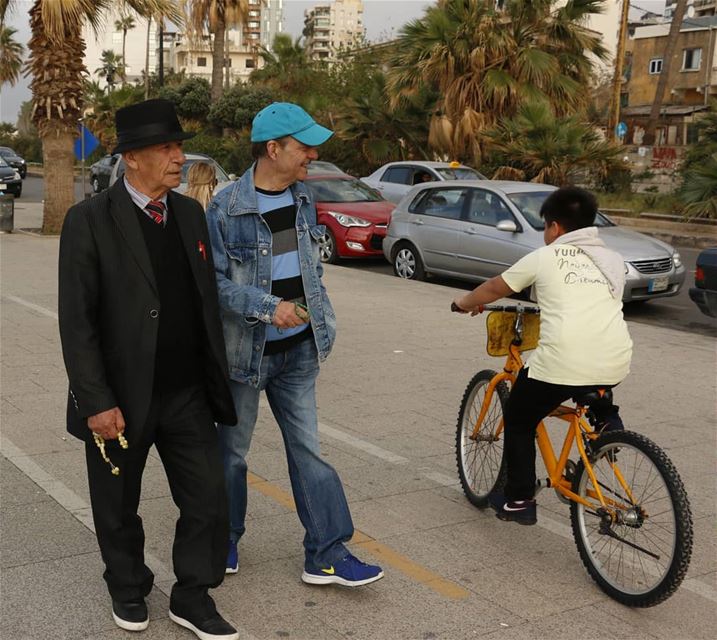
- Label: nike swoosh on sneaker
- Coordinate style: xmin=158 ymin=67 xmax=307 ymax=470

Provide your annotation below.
xmin=503 ymin=504 xmax=530 ymax=512
xmin=321 ymin=566 xmax=335 ymax=575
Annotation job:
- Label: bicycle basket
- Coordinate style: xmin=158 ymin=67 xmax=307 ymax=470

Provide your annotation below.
xmin=485 ymin=311 xmax=540 ymax=357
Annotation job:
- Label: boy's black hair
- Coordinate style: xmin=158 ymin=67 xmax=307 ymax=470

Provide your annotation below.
xmin=539 ymin=186 xmax=598 ymax=232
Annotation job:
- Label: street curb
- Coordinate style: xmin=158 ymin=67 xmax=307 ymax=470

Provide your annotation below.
xmin=611 ymin=215 xmax=717 ymax=249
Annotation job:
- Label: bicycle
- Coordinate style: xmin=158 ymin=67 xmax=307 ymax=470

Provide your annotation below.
xmin=454 ymin=303 xmax=693 ymax=607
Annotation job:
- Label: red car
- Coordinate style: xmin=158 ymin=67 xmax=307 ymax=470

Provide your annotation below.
xmin=304 ymin=173 xmax=395 ymax=263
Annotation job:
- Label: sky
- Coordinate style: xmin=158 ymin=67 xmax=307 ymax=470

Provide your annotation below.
xmin=0 ymin=0 xmax=667 ymax=125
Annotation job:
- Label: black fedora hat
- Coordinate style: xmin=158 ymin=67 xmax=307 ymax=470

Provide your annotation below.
xmin=112 ymin=98 xmax=195 ymax=154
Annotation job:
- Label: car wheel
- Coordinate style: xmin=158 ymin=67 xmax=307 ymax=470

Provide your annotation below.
xmin=319 ymin=229 xmax=339 ymax=264
xmin=393 ymin=242 xmax=425 ymax=280
xmin=91 ymin=176 xmax=101 ymax=193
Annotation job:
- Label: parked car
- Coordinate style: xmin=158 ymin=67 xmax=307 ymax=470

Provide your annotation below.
xmin=689 ymin=247 xmax=717 ymax=317
xmin=0 ymin=146 xmax=27 ymax=179
xmin=0 ymin=156 xmax=22 ymax=197
xmin=361 ymin=160 xmax=487 ymax=203
xmin=303 ymin=173 xmax=395 ymax=263
xmin=89 ymin=154 xmax=119 ymax=193
xmin=109 ymin=152 xmax=236 ymax=194
xmin=383 ymin=181 xmax=685 ymax=304
xmin=306 ymin=161 xmax=345 ymax=176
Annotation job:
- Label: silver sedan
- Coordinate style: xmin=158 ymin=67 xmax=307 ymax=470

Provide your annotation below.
xmin=382 ymin=181 xmax=685 ymax=303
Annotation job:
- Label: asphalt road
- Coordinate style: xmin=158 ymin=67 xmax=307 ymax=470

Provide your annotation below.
xmin=20 ymin=176 xmax=716 ymax=336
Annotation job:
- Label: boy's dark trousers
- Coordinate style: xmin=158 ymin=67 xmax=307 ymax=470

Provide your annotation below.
xmin=503 ymin=367 xmax=622 ymax=501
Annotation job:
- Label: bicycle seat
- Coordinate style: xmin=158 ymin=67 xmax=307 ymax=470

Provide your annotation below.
xmin=572 ymin=388 xmax=613 ymax=406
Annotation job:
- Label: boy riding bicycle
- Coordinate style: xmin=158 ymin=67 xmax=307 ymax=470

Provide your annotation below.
xmin=452 ymin=186 xmax=632 ymax=525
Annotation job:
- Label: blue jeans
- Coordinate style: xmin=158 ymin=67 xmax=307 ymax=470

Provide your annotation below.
xmin=217 ymin=338 xmax=353 ymax=570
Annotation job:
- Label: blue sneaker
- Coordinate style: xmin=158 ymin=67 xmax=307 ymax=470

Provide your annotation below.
xmin=301 ymin=553 xmax=384 ymax=587
xmin=226 ymin=541 xmax=238 ymax=574
xmin=488 ymin=492 xmax=537 ymax=525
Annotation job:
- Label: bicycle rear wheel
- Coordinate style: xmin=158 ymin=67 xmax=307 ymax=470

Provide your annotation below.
xmin=570 ymin=431 xmax=693 ymax=607
xmin=456 ymin=370 xmax=509 ymax=508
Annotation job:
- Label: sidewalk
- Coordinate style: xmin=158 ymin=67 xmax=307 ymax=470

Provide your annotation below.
xmin=1 ymin=210 xmax=716 ymax=640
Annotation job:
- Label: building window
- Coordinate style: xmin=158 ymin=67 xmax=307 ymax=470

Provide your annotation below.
xmin=682 ymin=48 xmax=702 ymax=71
xmin=245 ymin=58 xmax=255 ymax=69
xmin=649 ymin=58 xmax=663 ymax=74
xmin=197 ymin=56 xmax=207 ymax=67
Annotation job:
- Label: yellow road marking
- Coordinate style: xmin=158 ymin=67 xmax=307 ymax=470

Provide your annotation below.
xmin=246 ymin=471 xmax=470 ymax=600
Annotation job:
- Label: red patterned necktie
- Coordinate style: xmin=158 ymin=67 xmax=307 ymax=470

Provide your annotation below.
xmin=145 ymin=200 xmax=166 ymax=225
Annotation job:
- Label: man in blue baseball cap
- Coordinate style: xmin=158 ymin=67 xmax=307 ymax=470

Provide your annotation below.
xmin=205 ymin=103 xmax=384 ymax=588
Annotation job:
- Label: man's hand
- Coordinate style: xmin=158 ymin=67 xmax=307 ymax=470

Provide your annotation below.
xmin=87 ymin=407 xmax=126 ymax=440
xmin=272 ymin=301 xmax=309 ymax=329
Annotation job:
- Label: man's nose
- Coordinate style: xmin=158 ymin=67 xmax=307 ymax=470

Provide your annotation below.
xmin=307 ymin=148 xmax=319 ymax=160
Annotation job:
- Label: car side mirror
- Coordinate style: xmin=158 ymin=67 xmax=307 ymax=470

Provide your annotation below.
xmin=228 ymin=173 xmax=237 ymax=181
xmin=496 ymin=219 xmax=518 ymax=233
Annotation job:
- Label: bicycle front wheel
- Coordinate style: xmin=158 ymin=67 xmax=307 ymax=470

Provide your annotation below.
xmin=456 ymin=370 xmax=509 ymax=508
xmin=570 ymin=431 xmax=693 ymax=607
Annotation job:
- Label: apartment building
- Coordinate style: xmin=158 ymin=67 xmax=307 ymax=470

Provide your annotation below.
xmin=666 ymin=0 xmax=717 ymax=18
xmin=304 ymin=0 xmax=365 ymax=61
xmin=621 ymin=14 xmax=716 ymax=144
xmin=83 ymin=1 xmax=283 ymax=87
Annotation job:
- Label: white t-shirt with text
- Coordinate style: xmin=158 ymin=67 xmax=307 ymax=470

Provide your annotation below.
xmin=501 ymin=243 xmax=633 ymax=386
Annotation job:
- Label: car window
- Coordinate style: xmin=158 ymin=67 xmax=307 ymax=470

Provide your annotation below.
xmin=307 ymin=178 xmax=383 ymax=203
xmin=382 ymin=166 xmax=413 ymax=185
xmin=466 ymin=189 xmax=513 ymax=227
xmin=435 ymin=167 xmax=485 ymax=180
xmin=409 ymin=188 xmax=468 ymax=220
xmin=506 ymin=191 xmax=612 ymax=229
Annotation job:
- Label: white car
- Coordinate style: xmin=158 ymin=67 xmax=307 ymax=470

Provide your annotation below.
xmin=109 ymin=152 xmax=235 ymax=195
xmin=361 ymin=160 xmax=487 ymax=203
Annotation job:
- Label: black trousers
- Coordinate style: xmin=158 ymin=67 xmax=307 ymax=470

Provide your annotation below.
xmin=85 ymin=385 xmax=228 ymax=616
xmin=503 ymin=367 xmax=621 ymax=501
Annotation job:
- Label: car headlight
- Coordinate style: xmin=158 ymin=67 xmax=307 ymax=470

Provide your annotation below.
xmin=624 ymin=261 xmax=629 ymax=275
xmin=672 ymin=252 xmax=682 ymax=268
xmin=327 ymin=211 xmax=371 ymax=227
xmin=12 ymin=171 xmax=20 ymax=180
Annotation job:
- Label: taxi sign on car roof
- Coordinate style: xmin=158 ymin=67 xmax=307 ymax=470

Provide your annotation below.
xmin=449 ymin=161 xmax=461 ymax=168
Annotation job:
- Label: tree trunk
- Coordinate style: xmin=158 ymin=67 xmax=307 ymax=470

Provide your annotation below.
xmin=211 ymin=21 xmax=226 ymax=101
xmin=41 ymin=129 xmax=76 ymax=234
xmin=122 ymin=31 xmax=127 ymax=86
xmin=644 ymin=0 xmax=689 ymax=145
xmin=145 ymin=18 xmax=151 ymax=99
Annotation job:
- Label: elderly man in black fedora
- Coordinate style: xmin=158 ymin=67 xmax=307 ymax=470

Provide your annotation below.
xmin=58 ymin=99 xmax=239 ymax=640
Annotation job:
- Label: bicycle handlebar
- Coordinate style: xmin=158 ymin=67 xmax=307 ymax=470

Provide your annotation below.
xmin=450 ymin=302 xmax=540 ymax=314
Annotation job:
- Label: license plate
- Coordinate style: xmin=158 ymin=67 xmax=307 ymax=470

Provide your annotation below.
xmin=648 ymin=276 xmax=669 ymax=293
xmin=0 ymin=184 xmax=6 ymax=190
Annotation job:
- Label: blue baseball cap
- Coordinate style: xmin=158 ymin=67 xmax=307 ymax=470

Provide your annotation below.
xmin=251 ymin=102 xmax=333 ymax=146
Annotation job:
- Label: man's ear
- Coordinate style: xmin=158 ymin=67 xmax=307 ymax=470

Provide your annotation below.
xmin=123 ymin=150 xmax=140 ymax=171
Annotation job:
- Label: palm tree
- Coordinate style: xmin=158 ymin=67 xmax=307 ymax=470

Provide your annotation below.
xmin=386 ymin=0 xmax=607 ymax=164
xmin=114 ymin=13 xmax=136 ymax=84
xmin=250 ymin=34 xmax=312 ymax=96
xmin=0 ymin=24 xmax=24 ymax=86
xmin=180 ymin=0 xmax=249 ymax=101
xmin=96 ymin=50 xmax=124 ymax=92
xmin=484 ymin=101 xmax=620 ymax=185
xmin=680 ymin=157 xmax=717 ymax=220
xmin=0 ymin=0 xmax=181 ymax=234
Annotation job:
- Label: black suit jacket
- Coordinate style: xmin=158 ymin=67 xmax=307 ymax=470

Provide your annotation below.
xmin=58 ymin=180 xmax=237 ymax=441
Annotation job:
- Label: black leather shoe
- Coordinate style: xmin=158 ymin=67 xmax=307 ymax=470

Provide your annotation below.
xmin=169 ymin=608 xmax=238 ymax=640
xmin=112 ymin=599 xmax=149 ymax=632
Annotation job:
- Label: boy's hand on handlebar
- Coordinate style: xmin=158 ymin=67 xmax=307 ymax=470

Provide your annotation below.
xmin=451 ymin=298 xmax=484 ymax=315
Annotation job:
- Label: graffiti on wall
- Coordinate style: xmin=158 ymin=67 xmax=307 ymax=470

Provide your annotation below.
xmin=651 ymin=147 xmax=678 ymax=170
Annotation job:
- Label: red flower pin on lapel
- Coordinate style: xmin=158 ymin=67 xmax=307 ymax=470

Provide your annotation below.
xmin=198 ymin=240 xmax=207 ymax=261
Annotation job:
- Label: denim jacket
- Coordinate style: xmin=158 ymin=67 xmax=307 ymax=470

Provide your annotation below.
xmin=206 ymin=165 xmax=336 ymax=386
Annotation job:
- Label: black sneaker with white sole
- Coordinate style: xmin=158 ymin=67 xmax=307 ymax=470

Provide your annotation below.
xmin=112 ymin=599 xmax=149 ymax=632
xmin=488 ymin=493 xmax=537 ymax=525
xmin=169 ymin=608 xmax=239 ymax=640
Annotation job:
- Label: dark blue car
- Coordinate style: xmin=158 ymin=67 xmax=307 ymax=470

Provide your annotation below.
xmin=689 ymin=247 xmax=717 ymax=318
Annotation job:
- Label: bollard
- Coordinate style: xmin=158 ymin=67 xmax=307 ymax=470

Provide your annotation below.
xmin=0 ymin=195 xmax=14 ymax=233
